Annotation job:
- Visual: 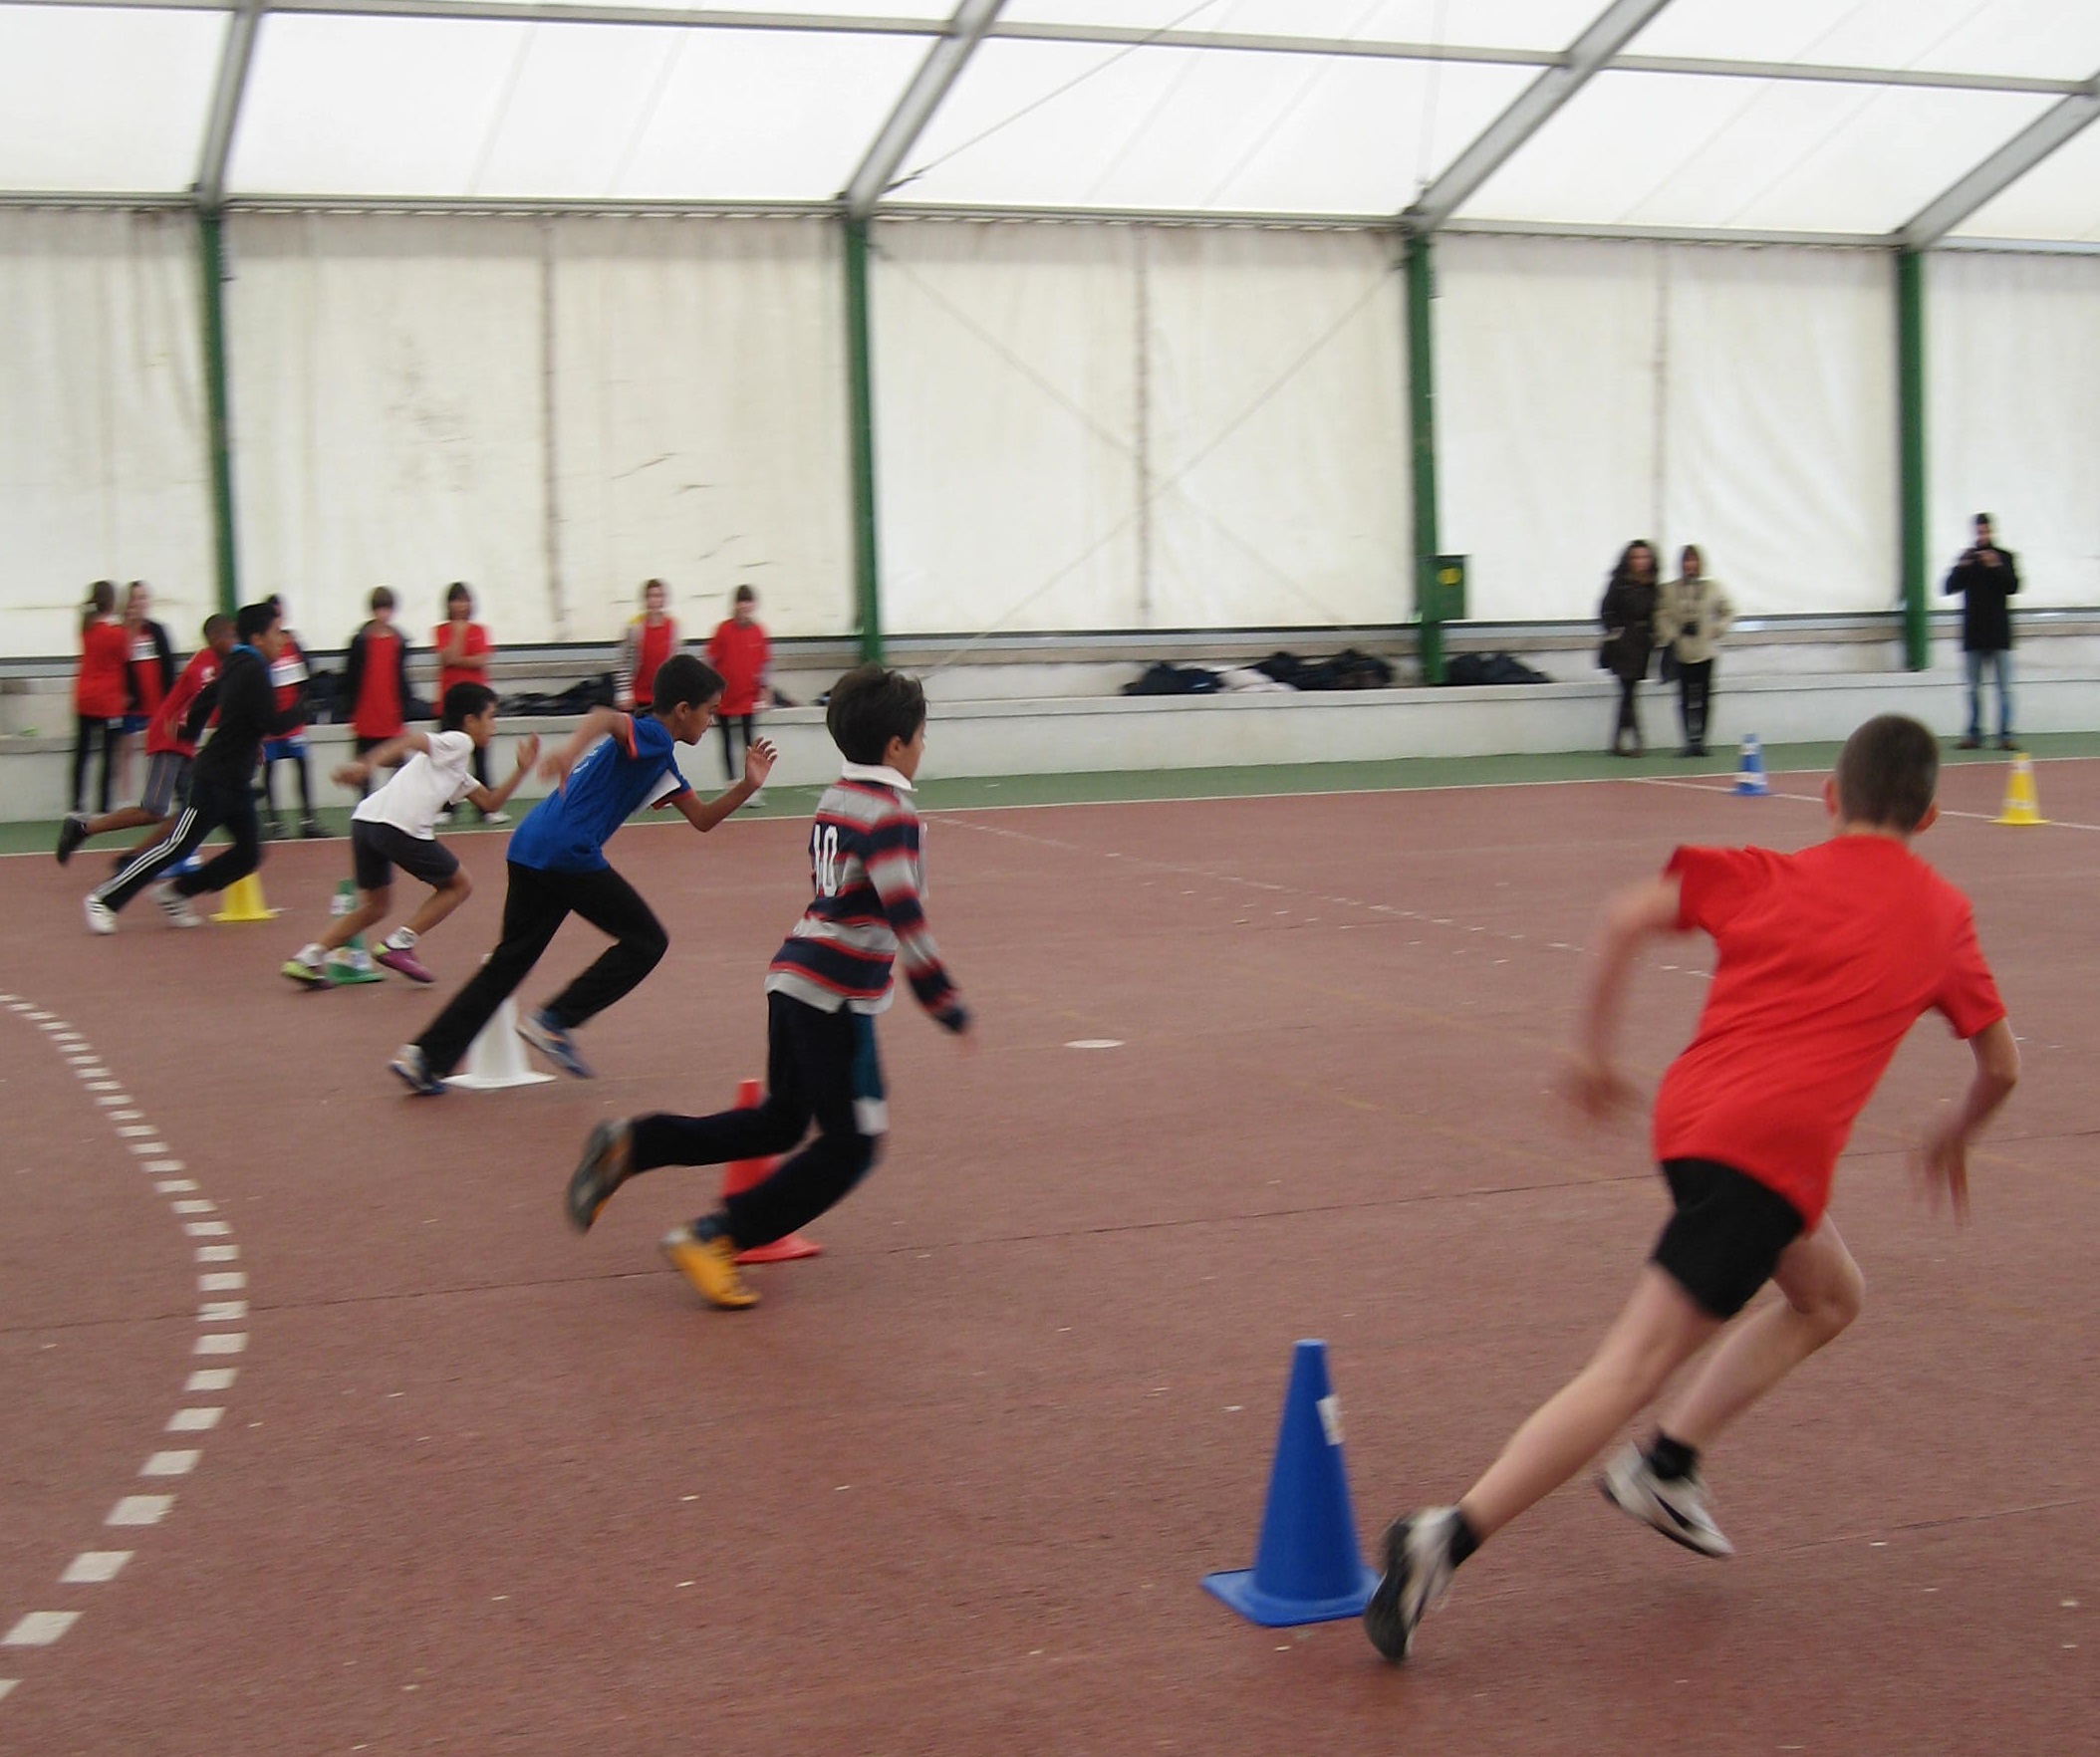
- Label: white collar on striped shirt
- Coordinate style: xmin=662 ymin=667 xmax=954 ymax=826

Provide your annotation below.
xmin=839 ymin=762 xmax=915 ymax=791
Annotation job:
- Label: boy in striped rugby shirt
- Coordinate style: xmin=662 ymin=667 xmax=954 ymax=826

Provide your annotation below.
xmin=565 ymin=663 xmax=969 ymax=1310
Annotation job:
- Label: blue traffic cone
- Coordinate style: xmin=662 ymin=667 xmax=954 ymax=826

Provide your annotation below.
xmin=1732 ymin=732 xmax=1769 ymax=796
xmin=1202 ymin=1340 xmax=1382 ymax=1627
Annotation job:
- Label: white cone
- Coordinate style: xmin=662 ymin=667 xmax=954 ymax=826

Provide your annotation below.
xmin=444 ymin=996 xmax=555 ymax=1091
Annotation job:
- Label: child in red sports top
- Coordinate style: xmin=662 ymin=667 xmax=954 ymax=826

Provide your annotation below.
xmin=259 ymin=594 xmax=321 ymax=838
xmin=706 ymin=585 xmax=770 ymax=796
xmin=344 ymin=587 xmax=410 ymax=795
xmin=1365 ymin=714 xmax=2019 ymax=1664
xmin=618 ymin=579 xmax=676 ymax=712
xmin=434 ymin=582 xmax=502 ymax=819
xmin=74 ymin=580 xmax=131 ymax=816
xmin=118 ymin=580 xmax=174 ymax=803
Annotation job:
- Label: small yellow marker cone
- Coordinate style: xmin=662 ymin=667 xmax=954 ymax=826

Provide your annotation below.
xmin=211 ymin=871 xmax=282 ymax=922
xmin=1993 ymin=753 xmax=2047 ymax=827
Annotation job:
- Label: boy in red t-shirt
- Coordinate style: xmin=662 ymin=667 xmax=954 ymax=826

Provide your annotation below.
xmin=705 ymin=585 xmax=770 ymax=803
xmin=1364 ymin=714 xmax=2020 ymax=1663
xmin=433 ymin=582 xmax=503 ymax=822
xmin=344 ymin=587 xmax=412 ymax=798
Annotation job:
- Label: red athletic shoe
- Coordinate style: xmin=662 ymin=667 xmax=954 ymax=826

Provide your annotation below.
xmin=376 ymin=944 xmax=434 ymax=983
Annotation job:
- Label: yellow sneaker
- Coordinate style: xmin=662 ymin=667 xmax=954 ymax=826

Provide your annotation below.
xmin=659 ymin=1224 xmax=757 ymax=1310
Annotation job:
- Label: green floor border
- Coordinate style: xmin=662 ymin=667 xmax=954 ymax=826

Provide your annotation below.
xmin=8 ymin=734 xmax=2096 ymax=858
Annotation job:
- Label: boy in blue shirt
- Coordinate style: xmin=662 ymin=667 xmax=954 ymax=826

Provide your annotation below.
xmin=390 ymin=654 xmax=775 ymax=1094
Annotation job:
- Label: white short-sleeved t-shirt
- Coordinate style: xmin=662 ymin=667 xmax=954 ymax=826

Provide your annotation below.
xmin=354 ymin=730 xmax=477 ymax=840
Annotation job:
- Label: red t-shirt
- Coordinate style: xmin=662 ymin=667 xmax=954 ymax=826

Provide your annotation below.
xmin=631 ymin=616 xmax=676 ymax=710
xmin=433 ymin=620 xmax=492 ymax=705
xmin=1652 ymin=838 xmax=2004 ymax=1228
xmin=354 ymin=627 xmax=404 ymax=740
xmin=271 ymin=636 xmax=309 ymax=734
xmin=148 ymin=649 xmax=220 ymax=757
xmin=706 ymin=619 xmax=770 ymax=715
xmin=129 ymin=628 xmax=167 ymax=718
xmin=76 ymin=620 xmax=131 ymax=719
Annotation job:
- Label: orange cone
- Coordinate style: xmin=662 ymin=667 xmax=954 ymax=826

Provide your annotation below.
xmin=720 ymin=1077 xmax=823 ymax=1265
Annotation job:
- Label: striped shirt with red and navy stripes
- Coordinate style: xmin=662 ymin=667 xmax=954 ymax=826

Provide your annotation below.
xmin=766 ymin=763 xmax=966 ymax=1031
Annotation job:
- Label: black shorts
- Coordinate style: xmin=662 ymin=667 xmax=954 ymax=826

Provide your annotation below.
xmin=1651 ymin=1158 xmax=1806 ymax=1320
xmin=351 ymin=819 xmax=460 ymax=892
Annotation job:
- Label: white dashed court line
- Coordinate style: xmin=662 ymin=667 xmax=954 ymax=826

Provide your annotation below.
xmin=106 ymin=1497 xmax=174 ymax=1527
xmin=1 ymin=1615 xmax=79 ymax=1648
xmin=59 ymin=1554 xmax=131 ymax=1586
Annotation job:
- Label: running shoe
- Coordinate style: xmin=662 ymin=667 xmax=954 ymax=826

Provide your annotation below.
xmin=1597 ymin=1444 xmax=1733 ymax=1558
xmin=282 ymin=955 xmax=328 ymax=987
xmin=300 ymin=817 xmax=326 ymax=840
xmin=565 ymin=1119 xmax=634 ymax=1233
xmin=659 ymin=1223 xmax=757 ymax=1310
xmin=389 ymin=1043 xmax=443 ymax=1097
xmin=480 ymin=808 xmax=510 ymax=826
xmin=57 ymin=813 xmax=89 ymax=866
xmin=84 ymin=895 xmax=117 ymax=935
xmin=1363 ymin=1508 xmax=1461 ymax=1663
xmin=519 ymin=1008 xmax=594 ymax=1078
xmin=375 ymin=943 xmax=434 ymax=982
xmin=154 ymin=881 xmax=202 ymax=928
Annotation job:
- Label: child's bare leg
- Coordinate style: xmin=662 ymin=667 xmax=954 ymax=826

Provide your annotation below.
xmin=1457 ymin=1267 xmax=1721 ymax=1542
xmin=84 ymin=806 xmax=159 ymax=838
xmin=321 ymin=886 xmax=391 ymax=953
xmin=402 ymin=871 xmax=471 ymax=939
xmin=1653 ymin=1218 xmax=1863 ymax=1452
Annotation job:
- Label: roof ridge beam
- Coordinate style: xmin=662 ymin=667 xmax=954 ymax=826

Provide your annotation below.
xmin=1898 ymin=72 xmax=2100 ymax=249
xmin=1402 ymin=0 xmax=1676 ymax=234
xmin=845 ymin=0 xmax=1003 ymax=221
xmin=195 ymin=0 xmax=266 ymax=209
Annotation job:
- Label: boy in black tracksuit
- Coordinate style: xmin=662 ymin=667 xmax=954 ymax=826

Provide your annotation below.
xmin=86 ymin=601 xmax=306 ymax=933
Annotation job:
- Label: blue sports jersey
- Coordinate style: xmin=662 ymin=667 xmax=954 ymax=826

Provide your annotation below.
xmin=505 ymin=712 xmax=689 ymax=873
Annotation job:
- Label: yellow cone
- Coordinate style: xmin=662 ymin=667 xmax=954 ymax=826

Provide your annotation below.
xmin=1993 ymin=754 xmax=2047 ymax=827
xmin=212 ymin=871 xmax=282 ymax=922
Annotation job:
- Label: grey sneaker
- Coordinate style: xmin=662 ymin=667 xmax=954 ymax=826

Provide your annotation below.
xmin=389 ymin=1043 xmax=443 ymax=1097
xmin=1597 ymin=1443 xmax=1733 ymax=1558
xmin=154 ymin=881 xmax=201 ymax=928
xmin=57 ymin=813 xmax=89 ymax=866
xmin=564 ymin=1119 xmax=633 ymax=1233
xmin=1363 ymin=1507 xmax=1460 ymax=1663
xmin=519 ymin=1008 xmax=594 ymax=1079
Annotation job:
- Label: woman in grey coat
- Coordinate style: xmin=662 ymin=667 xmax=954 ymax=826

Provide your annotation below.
xmin=1654 ymin=545 xmax=1736 ymax=758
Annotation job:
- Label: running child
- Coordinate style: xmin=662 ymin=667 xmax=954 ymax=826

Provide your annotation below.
xmin=58 ymin=614 xmax=235 ymax=869
xmin=562 ymin=662 xmax=969 ymax=1313
xmin=282 ymin=682 xmax=538 ymax=988
xmin=1363 ymin=714 xmax=2018 ymax=1662
xmin=389 ymin=654 xmax=774 ymax=1093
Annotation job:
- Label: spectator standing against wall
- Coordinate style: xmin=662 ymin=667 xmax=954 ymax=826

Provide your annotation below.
xmin=1654 ymin=545 xmax=1735 ymax=759
xmin=1599 ymin=541 xmax=1660 ymax=757
xmin=1944 ymin=514 xmax=2019 ymax=750
xmin=344 ymin=588 xmax=413 ymax=797
xmin=73 ymin=580 xmax=131 ymax=815
xmin=707 ymin=585 xmax=771 ymax=806
xmin=435 ymin=582 xmax=505 ymax=822
xmin=118 ymin=580 xmax=174 ymax=807
xmin=618 ymin=579 xmax=678 ymax=713
xmin=259 ymin=594 xmax=322 ymax=839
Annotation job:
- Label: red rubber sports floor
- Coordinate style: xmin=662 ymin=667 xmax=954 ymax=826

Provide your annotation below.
xmin=1 ymin=760 xmax=2093 ymax=1754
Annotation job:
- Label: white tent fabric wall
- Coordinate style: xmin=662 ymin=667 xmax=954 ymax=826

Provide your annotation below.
xmin=1928 ymin=250 xmax=2100 ymax=608
xmin=1144 ymin=227 xmax=1410 ymax=628
xmin=0 ymin=208 xmax=212 ymax=658
xmin=873 ymin=219 xmax=1143 ymax=636
xmin=227 ymin=213 xmax=549 ymax=648
xmin=551 ymin=216 xmax=852 ymax=642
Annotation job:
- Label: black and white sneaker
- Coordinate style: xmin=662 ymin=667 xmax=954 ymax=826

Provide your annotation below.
xmin=57 ymin=813 xmax=90 ymax=866
xmin=389 ymin=1044 xmax=443 ymax=1097
xmin=1597 ymin=1443 xmax=1733 ymax=1557
xmin=154 ymin=881 xmax=202 ymax=928
xmin=1363 ymin=1507 xmax=1460 ymax=1662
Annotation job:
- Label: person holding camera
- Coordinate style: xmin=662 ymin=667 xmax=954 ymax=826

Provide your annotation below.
xmin=1654 ymin=544 xmax=1735 ymax=758
xmin=1943 ymin=513 xmax=2019 ymax=750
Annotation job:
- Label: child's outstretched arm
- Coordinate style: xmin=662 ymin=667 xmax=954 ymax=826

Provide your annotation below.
xmin=464 ymin=733 xmax=540 ymax=817
xmin=536 ymin=707 xmax=629 ymax=785
xmin=1565 ymin=875 xmax=1684 ymax=1118
xmin=1914 ymin=1016 xmax=2019 ymax=1222
xmin=332 ymin=729 xmax=430 ymax=790
xmin=667 ymin=737 xmax=777 ymax=833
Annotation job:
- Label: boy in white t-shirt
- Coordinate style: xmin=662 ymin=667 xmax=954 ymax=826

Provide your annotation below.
xmin=282 ymin=683 xmax=537 ymax=987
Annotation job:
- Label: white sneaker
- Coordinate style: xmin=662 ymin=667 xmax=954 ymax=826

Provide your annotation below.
xmin=84 ymin=895 xmax=117 ymax=935
xmin=744 ymin=790 xmax=766 ymax=810
xmin=1363 ymin=1507 xmax=1460 ymax=1662
xmin=480 ymin=808 xmax=510 ymax=826
xmin=331 ymin=946 xmax=376 ymax=975
xmin=154 ymin=881 xmax=202 ymax=928
xmin=1597 ymin=1443 xmax=1733 ymax=1557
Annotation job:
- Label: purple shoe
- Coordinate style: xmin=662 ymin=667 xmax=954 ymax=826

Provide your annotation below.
xmin=375 ymin=944 xmax=434 ymax=983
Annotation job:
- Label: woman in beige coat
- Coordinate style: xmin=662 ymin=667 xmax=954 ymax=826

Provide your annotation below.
xmin=1653 ymin=545 xmax=1735 ymax=757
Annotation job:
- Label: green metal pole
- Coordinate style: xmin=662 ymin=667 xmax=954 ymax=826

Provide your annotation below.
xmin=198 ymin=206 xmax=240 ymax=617
xmin=1404 ymin=230 xmax=1443 ymax=684
xmin=1897 ymin=249 xmax=1929 ymax=672
xmin=844 ymin=216 xmax=883 ymax=665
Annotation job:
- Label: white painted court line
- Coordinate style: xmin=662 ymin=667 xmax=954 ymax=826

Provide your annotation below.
xmin=1 ymin=1613 xmax=79 ymax=1648
xmin=183 ymin=1221 xmax=229 ymax=1237
xmin=170 ymin=1200 xmax=216 ymax=1215
xmin=197 ymin=1301 xmax=246 ymax=1322
xmin=166 ymin=1408 xmax=223 ymax=1432
xmin=0 ymin=1681 xmax=15 ymax=1702
xmin=195 ymin=1244 xmax=238 ymax=1263
xmin=194 ymin=1333 xmax=247 ymax=1355
xmin=105 ymin=1497 xmax=173 ymax=1527
xmin=185 ymin=1369 xmax=237 ymax=1393
xmin=154 ymin=1179 xmax=198 ymax=1193
xmin=1064 ymin=1039 xmax=1125 ymax=1050
xmin=198 ymin=1272 xmax=244 ymax=1292
xmin=60 ymin=1553 xmax=131 ymax=1586
xmin=140 ymin=1451 xmax=200 ymax=1478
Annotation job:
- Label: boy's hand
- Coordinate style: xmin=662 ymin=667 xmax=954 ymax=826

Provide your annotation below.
xmin=331 ymin=761 xmax=369 ymax=789
xmin=538 ymin=747 xmax=577 ymax=785
xmin=745 ymin=737 xmax=778 ymax=789
xmin=1913 ymin=1119 xmax=1973 ymax=1224
xmin=1561 ymin=1053 xmax=1639 ymax=1122
xmin=512 ymin=733 xmax=541 ymax=773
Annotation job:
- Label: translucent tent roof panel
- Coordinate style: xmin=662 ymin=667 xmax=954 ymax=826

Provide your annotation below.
xmin=0 ymin=5 xmax=227 ymax=195
xmin=436 ymin=0 xmax=952 ymax=16
xmin=999 ymin=0 xmax=1599 ymax=54
xmin=1457 ymin=70 xmax=2055 ymax=234
xmin=1952 ymin=120 xmax=2100 ymax=242
xmin=1627 ymin=0 xmax=2100 ymax=83
xmin=228 ymin=15 xmax=925 ymax=200
xmin=894 ymin=40 xmax=1535 ymax=215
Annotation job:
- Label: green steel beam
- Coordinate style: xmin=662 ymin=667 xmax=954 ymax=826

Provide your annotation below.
xmin=1405 ymin=230 xmax=1443 ymax=684
xmin=1897 ymin=250 xmax=1928 ymax=672
xmin=844 ymin=217 xmax=883 ymax=664
xmin=199 ymin=207 xmax=240 ymax=618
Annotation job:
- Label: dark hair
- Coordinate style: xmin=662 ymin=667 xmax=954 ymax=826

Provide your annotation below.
xmin=441 ymin=681 xmax=497 ymax=731
xmin=266 ymin=594 xmax=284 ymax=612
xmin=1610 ymin=541 xmax=1657 ymax=587
xmin=1835 ymin=714 xmax=1939 ymax=832
xmin=370 ymin=587 xmax=395 ymax=613
xmin=446 ymin=582 xmax=473 ymax=612
xmin=1974 ymin=512 xmax=1992 ymax=525
xmin=733 ymin=585 xmax=757 ymax=606
xmin=649 ymin=652 xmax=722 ymax=714
xmin=643 ymin=578 xmax=668 ymax=603
xmin=826 ymin=663 xmax=926 ymax=765
xmin=200 ymin=613 xmax=233 ymax=641
xmin=236 ymin=601 xmax=280 ymax=645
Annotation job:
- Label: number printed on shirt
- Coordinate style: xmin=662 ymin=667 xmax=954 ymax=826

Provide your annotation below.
xmin=812 ymin=824 xmax=842 ymax=896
